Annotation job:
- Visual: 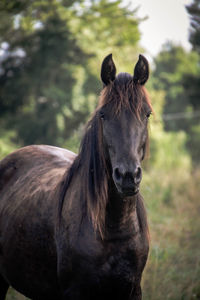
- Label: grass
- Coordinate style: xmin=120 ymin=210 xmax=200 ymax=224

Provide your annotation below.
xmin=142 ymin=169 xmax=200 ymax=300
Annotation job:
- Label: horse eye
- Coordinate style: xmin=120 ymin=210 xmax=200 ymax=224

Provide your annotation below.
xmin=146 ymin=111 xmax=152 ymax=118
xmin=99 ymin=111 xmax=105 ymax=120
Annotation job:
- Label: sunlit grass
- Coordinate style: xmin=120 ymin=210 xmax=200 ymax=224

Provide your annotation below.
xmin=142 ymin=169 xmax=200 ymax=300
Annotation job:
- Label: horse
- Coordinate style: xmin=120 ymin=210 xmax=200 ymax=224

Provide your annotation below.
xmin=0 ymin=54 xmax=152 ymax=300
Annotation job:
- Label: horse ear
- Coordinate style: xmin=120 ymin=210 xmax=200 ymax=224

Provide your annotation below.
xmin=101 ymin=54 xmax=116 ymax=85
xmin=133 ymin=54 xmax=149 ymax=85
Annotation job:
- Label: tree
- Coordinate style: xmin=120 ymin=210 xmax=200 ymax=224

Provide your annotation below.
xmin=0 ymin=0 xmax=141 ymax=147
xmin=152 ymin=42 xmax=200 ymax=162
xmin=186 ymin=0 xmax=200 ymax=53
xmin=152 ymin=43 xmax=199 ymax=130
xmin=185 ymin=0 xmax=200 ymax=162
xmin=0 ymin=0 xmax=90 ymax=145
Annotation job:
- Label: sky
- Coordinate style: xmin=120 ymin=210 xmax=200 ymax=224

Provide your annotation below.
xmin=129 ymin=0 xmax=192 ymax=58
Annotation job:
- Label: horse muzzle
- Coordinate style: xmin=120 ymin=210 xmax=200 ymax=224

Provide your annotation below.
xmin=113 ymin=165 xmax=142 ymax=197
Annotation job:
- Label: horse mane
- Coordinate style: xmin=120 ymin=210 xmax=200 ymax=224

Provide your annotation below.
xmin=98 ymin=72 xmax=152 ymax=118
xmin=58 ymin=73 xmax=151 ymax=238
xmin=58 ymin=113 xmax=109 ymax=237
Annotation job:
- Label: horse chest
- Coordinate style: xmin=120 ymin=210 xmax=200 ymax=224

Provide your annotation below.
xmin=71 ymin=240 xmax=147 ymax=299
xmin=100 ymin=239 xmax=147 ymax=283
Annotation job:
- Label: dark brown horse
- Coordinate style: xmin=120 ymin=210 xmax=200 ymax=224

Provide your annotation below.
xmin=0 ymin=54 xmax=152 ymax=300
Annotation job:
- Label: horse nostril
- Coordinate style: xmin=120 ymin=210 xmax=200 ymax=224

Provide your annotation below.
xmin=134 ymin=167 xmax=142 ymax=185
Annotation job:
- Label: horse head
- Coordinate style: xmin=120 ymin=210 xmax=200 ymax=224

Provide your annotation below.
xmin=99 ymin=54 xmax=152 ymax=197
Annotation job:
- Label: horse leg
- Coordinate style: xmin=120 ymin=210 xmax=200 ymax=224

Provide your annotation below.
xmin=0 ymin=275 xmax=9 ymax=300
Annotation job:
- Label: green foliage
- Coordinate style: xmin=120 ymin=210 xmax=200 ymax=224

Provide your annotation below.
xmin=0 ymin=0 xmax=141 ymax=147
xmin=0 ymin=127 xmax=19 ymax=159
xmin=152 ymin=42 xmax=200 ymax=163
xmin=70 ymin=0 xmax=141 ymax=71
xmin=148 ymin=89 xmax=191 ymax=171
xmin=153 ymin=43 xmax=199 ymax=121
xmin=0 ymin=0 xmax=91 ymax=146
xmin=186 ymin=0 xmax=200 ymax=54
xmin=142 ymin=88 xmax=191 ymax=214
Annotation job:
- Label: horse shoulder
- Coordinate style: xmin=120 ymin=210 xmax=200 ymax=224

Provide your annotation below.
xmin=0 ymin=145 xmax=76 ymax=189
xmin=0 ymin=145 xmax=77 ymax=225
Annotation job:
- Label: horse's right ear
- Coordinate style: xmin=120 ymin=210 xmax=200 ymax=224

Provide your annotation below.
xmin=101 ymin=54 xmax=116 ymax=86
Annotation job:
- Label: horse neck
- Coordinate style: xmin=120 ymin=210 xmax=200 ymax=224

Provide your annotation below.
xmin=105 ymin=182 xmax=141 ymax=239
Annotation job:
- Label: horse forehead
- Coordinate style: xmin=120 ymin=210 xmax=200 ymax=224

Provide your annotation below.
xmin=112 ymin=109 xmax=138 ymax=129
xmin=103 ymin=113 xmax=141 ymax=147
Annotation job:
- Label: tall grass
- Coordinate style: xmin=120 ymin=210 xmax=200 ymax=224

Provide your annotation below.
xmin=142 ymin=169 xmax=200 ymax=300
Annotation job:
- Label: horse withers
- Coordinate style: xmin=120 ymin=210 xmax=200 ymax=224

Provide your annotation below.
xmin=0 ymin=54 xmax=152 ymax=300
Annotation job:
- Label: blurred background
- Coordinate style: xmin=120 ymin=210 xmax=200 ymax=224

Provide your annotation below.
xmin=0 ymin=0 xmax=199 ymax=299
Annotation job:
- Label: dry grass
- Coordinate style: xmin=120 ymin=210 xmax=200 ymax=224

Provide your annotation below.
xmin=142 ymin=169 xmax=200 ymax=300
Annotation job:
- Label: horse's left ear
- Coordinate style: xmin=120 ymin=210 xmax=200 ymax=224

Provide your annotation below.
xmin=101 ymin=54 xmax=116 ymax=86
xmin=133 ymin=54 xmax=149 ymax=85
